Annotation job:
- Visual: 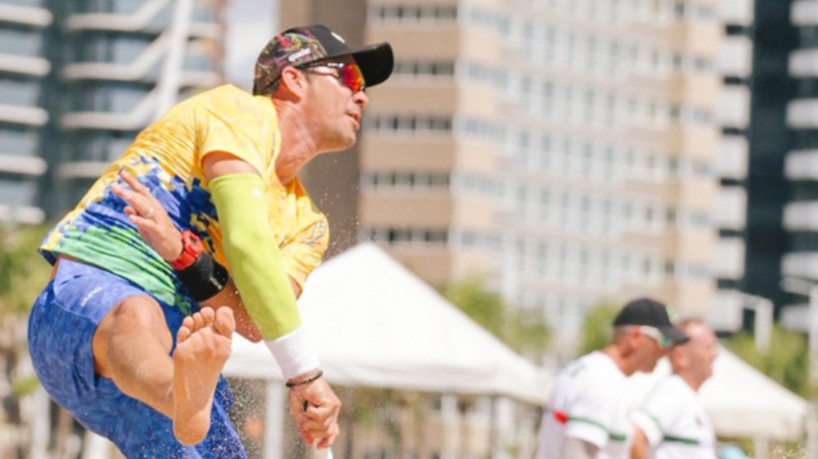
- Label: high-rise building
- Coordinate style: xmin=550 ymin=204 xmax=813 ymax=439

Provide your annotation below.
xmin=783 ymin=0 xmax=818 ymax=326
xmin=0 ymin=0 xmax=226 ymax=223
xmin=0 ymin=1 xmax=51 ymax=224
xmin=361 ymin=0 xmax=725 ymax=344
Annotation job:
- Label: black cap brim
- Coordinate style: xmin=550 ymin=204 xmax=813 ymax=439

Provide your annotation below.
xmin=349 ymin=42 xmax=394 ymax=88
xmin=660 ymin=326 xmax=690 ymax=345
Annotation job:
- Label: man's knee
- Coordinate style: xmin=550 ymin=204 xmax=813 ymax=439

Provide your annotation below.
xmin=92 ymin=295 xmax=171 ymax=375
xmin=107 ymin=295 xmax=167 ymax=330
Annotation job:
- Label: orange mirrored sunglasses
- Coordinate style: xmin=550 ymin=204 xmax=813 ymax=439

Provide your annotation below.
xmin=300 ymin=61 xmax=366 ymax=93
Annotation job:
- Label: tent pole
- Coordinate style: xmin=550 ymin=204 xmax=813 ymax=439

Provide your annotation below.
xmin=489 ymin=396 xmax=499 ymax=458
xmin=807 ymin=404 xmax=818 ymax=459
xmin=264 ymin=381 xmax=285 ymax=459
xmin=752 ymin=436 xmax=768 ymax=459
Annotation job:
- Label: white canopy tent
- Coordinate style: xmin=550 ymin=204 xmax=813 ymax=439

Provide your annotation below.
xmin=224 ymin=242 xmax=550 ymax=404
xmin=627 ymin=348 xmax=812 ymax=443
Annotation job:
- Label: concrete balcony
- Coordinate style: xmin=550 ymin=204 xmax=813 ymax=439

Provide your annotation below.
xmin=714 ymin=186 xmax=747 ymax=229
xmin=718 ymin=36 xmax=752 ymax=78
xmin=0 ymin=54 xmax=50 ymax=77
xmin=712 ymin=238 xmax=745 ymax=279
xmin=714 ymin=136 xmax=748 ymax=180
xmin=57 ymin=161 xmax=109 ymax=180
xmin=784 ymin=200 xmax=818 ymax=231
xmin=0 ymin=3 xmax=52 ymax=28
xmin=790 ymin=48 xmax=818 ymax=78
xmin=0 ymin=154 xmax=46 ymax=177
xmin=719 ymin=0 xmax=754 ymax=25
xmin=787 ymin=98 xmax=818 ymax=128
xmin=785 ymin=150 xmax=818 ymax=180
xmin=781 ymin=251 xmax=818 ymax=279
xmin=716 ymin=86 xmax=750 ymax=128
xmin=707 ymin=290 xmax=745 ymax=332
xmin=0 ymin=103 xmax=47 ymax=127
xmin=64 ymin=0 xmax=171 ymax=33
xmin=793 ymin=0 xmax=818 ymax=26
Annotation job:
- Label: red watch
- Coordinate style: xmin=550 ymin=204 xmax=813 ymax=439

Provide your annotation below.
xmin=171 ymin=230 xmax=203 ymax=271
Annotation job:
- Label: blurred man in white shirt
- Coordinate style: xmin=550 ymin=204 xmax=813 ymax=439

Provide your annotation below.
xmin=631 ymin=319 xmax=719 ymax=459
xmin=535 ymin=298 xmax=688 ymax=459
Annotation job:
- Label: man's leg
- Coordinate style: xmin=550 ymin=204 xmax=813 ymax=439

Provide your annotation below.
xmin=91 ymin=297 xmax=234 ymax=445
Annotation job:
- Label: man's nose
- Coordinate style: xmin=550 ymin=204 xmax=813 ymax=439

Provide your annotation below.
xmin=353 ymin=90 xmax=368 ymax=110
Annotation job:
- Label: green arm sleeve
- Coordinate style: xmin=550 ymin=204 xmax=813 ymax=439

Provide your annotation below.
xmin=209 ymin=173 xmax=300 ymax=340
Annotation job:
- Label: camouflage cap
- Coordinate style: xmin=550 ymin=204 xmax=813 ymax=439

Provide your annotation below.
xmin=253 ymin=24 xmax=394 ymax=96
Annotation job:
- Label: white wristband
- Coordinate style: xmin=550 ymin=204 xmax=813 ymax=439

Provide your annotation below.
xmin=265 ymin=327 xmax=320 ymax=381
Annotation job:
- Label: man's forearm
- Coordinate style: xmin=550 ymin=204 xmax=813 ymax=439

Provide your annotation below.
xmin=199 ymin=275 xmax=303 ymax=343
xmin=199 ymin=280 xmax=262 ymax=342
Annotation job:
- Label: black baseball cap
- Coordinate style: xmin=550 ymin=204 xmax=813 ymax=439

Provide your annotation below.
xmin=253 ymin=24 xmax=394 ymax=96
xmin=612 ymin=298 xmax=689 ymax=345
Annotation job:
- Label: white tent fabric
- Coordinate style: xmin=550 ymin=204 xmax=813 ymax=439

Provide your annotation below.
xmin=223 ymin=242 xmax=550 ymax=406
xmin=627 ymin=348 xmax=810 ymax=441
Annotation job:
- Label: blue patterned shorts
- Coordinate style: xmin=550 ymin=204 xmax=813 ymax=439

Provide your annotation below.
xmin=28 ymin=258 xmax=247 ymax=458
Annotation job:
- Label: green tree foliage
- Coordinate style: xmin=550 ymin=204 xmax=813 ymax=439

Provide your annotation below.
xmin=441 ymin=276 xmax=550 ymax=357
xmin=0 ymin=225 xmax=50 ymax=317
xmin=723 ymin=325 xmax=816 ymax=399
xmin=578 ymin=301 xmax=620 ymax=355
xmin=0 ymin=225 xmax=50 ymax=400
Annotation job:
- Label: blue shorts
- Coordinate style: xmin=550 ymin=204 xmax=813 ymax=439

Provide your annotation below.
xmin=28 ymin=258 xmax=247 ymax=458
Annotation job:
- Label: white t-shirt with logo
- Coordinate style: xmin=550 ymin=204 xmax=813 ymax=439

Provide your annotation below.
xmin=632 ymin=375 xmax=717 ymax=459
xmin=535 ymin=351 xmax=632 ymax=459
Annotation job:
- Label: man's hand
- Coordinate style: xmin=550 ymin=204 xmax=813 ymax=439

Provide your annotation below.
xmin=288 ymin=376 xmax=341 ymax=448
xmin=111 ymin=170 xmax=182 ymax=262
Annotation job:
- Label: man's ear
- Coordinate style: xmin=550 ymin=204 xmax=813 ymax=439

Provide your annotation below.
xmin=276 ymin=66 xmax=307 ymax=99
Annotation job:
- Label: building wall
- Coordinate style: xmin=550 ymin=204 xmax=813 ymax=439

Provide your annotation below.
xmin=362 ymin=0 xmax=724 ymax=345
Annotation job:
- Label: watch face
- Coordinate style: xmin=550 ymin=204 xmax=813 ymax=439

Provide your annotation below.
xmin=173 ymin=230 xmax=203 ymax=270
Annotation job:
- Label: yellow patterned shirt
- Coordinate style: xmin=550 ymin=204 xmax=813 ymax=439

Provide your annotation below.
xmin=41 ymin=85 xmax=329 ymax=313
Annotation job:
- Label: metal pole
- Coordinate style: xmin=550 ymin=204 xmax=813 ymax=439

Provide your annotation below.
xmin=753 ymin=435 xmax=768 ymax=459
xmin=753 ymin=298 xmax=772 ymax=353
xmin=264 ymin=381 xmax=284 ymax=459
xmin=736 ymin=293 xmax=773 ymax=353
xmin=154 ymin=0 xmax=193 ymax=119
xmin=810 ymin=286 xmax=818 ymax=385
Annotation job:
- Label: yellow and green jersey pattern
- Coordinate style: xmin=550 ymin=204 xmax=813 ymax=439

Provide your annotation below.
xmin=41 ymin=85 xmax=329 ymax=314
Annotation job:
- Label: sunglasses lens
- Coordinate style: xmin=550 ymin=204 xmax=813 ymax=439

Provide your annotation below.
xmin=341 ymin=64 xmax=365 ymax=92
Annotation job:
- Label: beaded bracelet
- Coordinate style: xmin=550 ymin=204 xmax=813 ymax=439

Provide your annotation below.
xmin=285 ymin=370 xmax=323 ymax=388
